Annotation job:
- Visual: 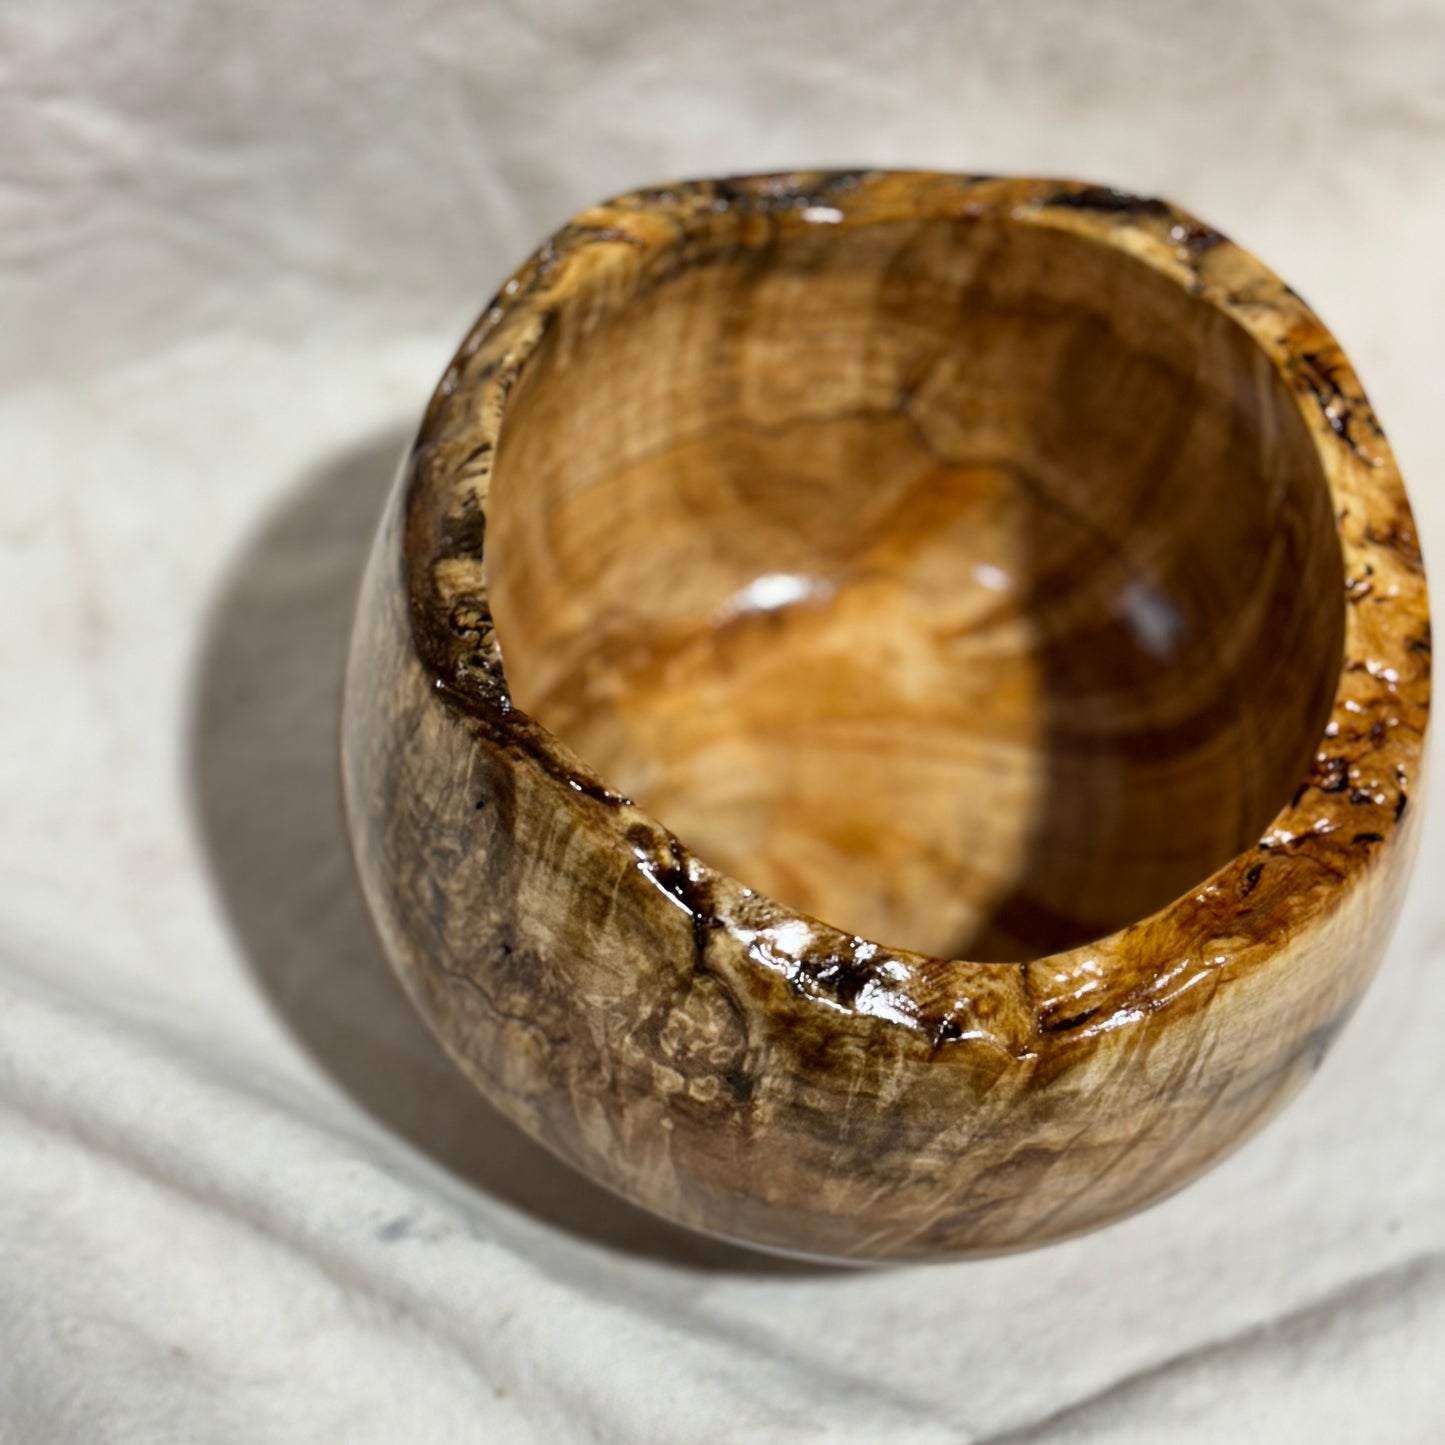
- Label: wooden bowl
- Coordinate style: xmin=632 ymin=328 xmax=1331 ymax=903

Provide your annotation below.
xmin=343 ymin=172 xmax=1430 ymax=1261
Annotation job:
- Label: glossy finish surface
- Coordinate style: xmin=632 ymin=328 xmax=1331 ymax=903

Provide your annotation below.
xmin=343 ymin=172 xmax=1430 ymax=1260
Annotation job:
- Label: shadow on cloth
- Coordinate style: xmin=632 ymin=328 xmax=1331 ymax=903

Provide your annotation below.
xmin=188 ymin=429 xmax=836 ymax=1277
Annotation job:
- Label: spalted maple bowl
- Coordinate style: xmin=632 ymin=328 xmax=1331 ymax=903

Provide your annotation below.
xmin=343 ymin=172 xmax=1429 ymax=1261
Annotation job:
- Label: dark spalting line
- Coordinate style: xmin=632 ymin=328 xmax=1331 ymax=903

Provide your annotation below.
xmin=438 ymin=958 xmax=555 ymax=1041
xmin=1170 ymin=220 xmax=1227 ymax=254
xmin=616 ymin=823 xmax=760 ymax=1104
xmin=456 ymin=439 xmax=493 ymax=475
xmin=1043 ymin=185 xmax=1173 ymax=217
xmin=710 ymin=169 xmax=876 ymax=213
xmin=447 ymin=598 xmax=491 ymax=640
xmin=517 ymin=742 xmax=633 ymax=809
xmin=439 ymin=490 xmax=487 ymax=558
xmin=653 ymin=829 xmax=720 ymax=965
xmin=1364 ymin=521 xmax=1425 ymax=573
xmin=931 ymin=1018 xmax=966 ymax=1048
xmin=1294 ymin=348 xmax=1387 ymax=465
xmin=1038 ymin=966 xmax=1217 ymax=1047
xmin=1040 ymin=1004 xmax=1102 ymax=1035
xmin=559 ymin=224 xmax=647 ymax=250
xmin=432 ymin=675 xmax=633 ymax=808
xmin=1313 ymin=755 xmax=1351 ymax=794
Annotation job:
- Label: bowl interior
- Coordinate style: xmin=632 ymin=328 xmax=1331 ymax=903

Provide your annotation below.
xmin=485 ymin=214 xmax=1344 ymax=961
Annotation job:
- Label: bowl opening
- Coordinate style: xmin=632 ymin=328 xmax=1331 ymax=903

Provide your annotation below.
xmin=485 ymin=212 xmax=1344 ymax=962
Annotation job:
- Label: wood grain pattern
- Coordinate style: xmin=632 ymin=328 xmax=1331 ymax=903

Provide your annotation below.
xmin=342 ymin=172 xmax=1430 ymax=1261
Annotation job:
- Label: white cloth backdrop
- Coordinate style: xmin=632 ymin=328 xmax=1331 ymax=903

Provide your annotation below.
xmin=2 ymin=2 xmax=1443 ymax=1439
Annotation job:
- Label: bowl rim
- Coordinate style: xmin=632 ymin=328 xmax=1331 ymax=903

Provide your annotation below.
xmin=398 ymin=168 xmax=1430 ymax=1049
